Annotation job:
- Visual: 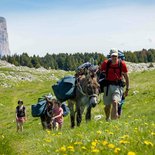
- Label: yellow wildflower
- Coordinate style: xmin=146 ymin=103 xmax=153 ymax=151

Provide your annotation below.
xmin=102 ymin=140 xmax=108 ymax=145
xmin=108 ymin=131 xmax=114 ymax=135
xmin=121 ymin=135 xmax=129 ymax=139
xmin=151 ymin=132 xmax=155 ymax=136
xmin=91 ymin=149 xmax=99 ymax=153
xmin=91 ymin=140 xmax=97 ymax=147
xmin=119 ymin=140 xmax=129 ymax=144
xmin=82 ymin=146 xmax=87 ymax=150
xmin=46 ymin=130 xmax=51 ymax=135
xmin=59 ymin=146 xmax=66 ymax=152
xmin=144 ymin=140 xmax=154 ymax=147
xmin=114 ymin=147 xmax=121 ymax=154
xmin=74 ymin=141 xmax=82 ymax=145
xmin=108 ymin=143 xmax=115 ymax=149
xmin=67 ymin=145 xmax=75 ymax=152
xmin=96 ymin=130 xmax=102 ymax=134
xmin=127 ymin=151 xmax=136 ymax=155
xmin=44 ymin=138 xmax=51 ymax=143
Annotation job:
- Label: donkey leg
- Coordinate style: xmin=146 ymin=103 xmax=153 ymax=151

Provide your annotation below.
xmin=76 ymin=108 xmax=82 ymax=126
xmin=68 ymin=100 xmax=75 ymax=128
xmin=86 ymin=106 xmax=92 ymax=122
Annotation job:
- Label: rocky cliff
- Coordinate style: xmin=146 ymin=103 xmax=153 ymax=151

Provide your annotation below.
xmin=0 ymin=17 xmax=10 ymax=58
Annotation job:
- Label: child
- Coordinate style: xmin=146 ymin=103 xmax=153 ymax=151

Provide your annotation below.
xmin=15 ymin=100 xmax=26 ymax=132
xmin=52 ymin=99 xmax=63 ymax=130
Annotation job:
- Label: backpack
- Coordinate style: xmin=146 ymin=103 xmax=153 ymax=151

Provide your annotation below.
xmin=61 ymin=102 xmax=70 ymax=117
xmin=99 ymin=59 xmax=123 ymax=93
xmin=107 ymin=50 xmax=125 ymax=60
xmin=52 ymin=76 xmax=76 ymax=102
xmin=31 ymin=94 xmax=53 ymax=117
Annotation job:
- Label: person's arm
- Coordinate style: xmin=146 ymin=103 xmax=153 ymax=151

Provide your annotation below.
xmin=15 ymin=108 xmax=18 ymax=119
xmin=52 ymin=108 xmax=63 ymax=120
xmin=123 ymin=72 xmax=129 ymax=97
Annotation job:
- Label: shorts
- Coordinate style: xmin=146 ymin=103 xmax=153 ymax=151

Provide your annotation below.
xmin=16 ymin=117 xmax=25 ymax=123
xmin=103 ymin=85 xmax=123 ymax=105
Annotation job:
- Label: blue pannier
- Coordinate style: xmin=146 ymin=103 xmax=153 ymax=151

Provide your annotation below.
xmin=52 ymin=76 xmax=76 ymax=102
xmin=31 ymin=94 xmax=53 ymax=117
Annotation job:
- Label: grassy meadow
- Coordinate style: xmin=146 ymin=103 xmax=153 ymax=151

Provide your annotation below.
xmin=0 ymin=66 xmax=155 ymax=155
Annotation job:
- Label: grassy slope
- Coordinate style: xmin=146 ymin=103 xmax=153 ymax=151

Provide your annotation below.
xmin=0 ymin=68 xmax=155 ymax=155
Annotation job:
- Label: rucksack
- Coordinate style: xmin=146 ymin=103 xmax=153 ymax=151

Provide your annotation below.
xmin=107 ymin=50 xmax=125 ymax=60
xmin=31 ymin=94 xmax=53 ymax=117
xmin=99 ymin=59 xmax=123 ymax=93
xmin=52 ymin=76 xmax=76 ymax=102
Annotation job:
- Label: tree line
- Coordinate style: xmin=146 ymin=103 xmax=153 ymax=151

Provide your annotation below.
xmin=1 ymin=48 xmax=155 ymax=71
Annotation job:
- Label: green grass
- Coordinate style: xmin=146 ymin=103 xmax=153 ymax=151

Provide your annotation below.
xmin=0 ymin=69 xmax=155 ymax=155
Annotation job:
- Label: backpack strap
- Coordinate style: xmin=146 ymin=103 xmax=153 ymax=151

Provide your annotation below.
xmin=106 ymin=59 xmax=122 ymax=78
xmin=105 ymin=59 xmax=112 ymax=79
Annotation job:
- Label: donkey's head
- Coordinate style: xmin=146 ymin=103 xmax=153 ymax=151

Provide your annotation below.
xmin=80 ymin=74 xmax=100 ymax=108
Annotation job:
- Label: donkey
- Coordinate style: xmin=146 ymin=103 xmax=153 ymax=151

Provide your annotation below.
xmin=68 ymin=74 xmax=100 ymax=128
xmin=40 ymin=101 xmax=53 ymax=130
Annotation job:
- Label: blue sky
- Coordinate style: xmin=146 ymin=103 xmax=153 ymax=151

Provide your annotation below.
xmin=0 ymin=0 xmax=155 ymax=56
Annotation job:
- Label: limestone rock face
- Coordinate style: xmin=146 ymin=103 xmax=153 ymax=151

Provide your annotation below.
xmin=0 ymin=17 xmax=10 ymax=58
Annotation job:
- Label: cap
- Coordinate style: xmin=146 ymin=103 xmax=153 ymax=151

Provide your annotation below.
xmin=110 ymin=49 xmax=118 ymax=57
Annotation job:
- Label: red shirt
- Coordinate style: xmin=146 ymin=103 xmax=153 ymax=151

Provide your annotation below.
xmin=100 ymin=59 xmax=128 ymax=81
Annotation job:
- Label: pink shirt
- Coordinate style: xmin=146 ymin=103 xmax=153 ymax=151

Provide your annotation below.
xmin=52 ymin=107 xmax=63 ymax=124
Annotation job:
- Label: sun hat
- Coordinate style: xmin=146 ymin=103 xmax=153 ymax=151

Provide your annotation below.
xmin=110 ymin=49 xmax=118 ymax=57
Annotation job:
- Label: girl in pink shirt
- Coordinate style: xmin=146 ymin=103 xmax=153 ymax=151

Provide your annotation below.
xmin=52 ymin=99 xmax=63 ymax=130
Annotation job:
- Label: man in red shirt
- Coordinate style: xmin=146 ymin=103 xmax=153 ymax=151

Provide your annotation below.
xmin=100 ymin=49 xmax=129 ymax=120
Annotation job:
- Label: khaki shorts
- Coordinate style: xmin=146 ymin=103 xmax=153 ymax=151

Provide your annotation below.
xmin=103 ymin=85 xmax=123 ymax=105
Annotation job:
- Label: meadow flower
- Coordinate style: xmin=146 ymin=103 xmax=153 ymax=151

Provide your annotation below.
xmin=57 ymin=132 xmax=62 ymax=135
xmin=108 ymin=143 xmax=115 ymax=149
xmin=151 ymin=132 xmax=155 ymax=136
xmin=108 ymin=131 xmax=114 ymax=135
xmin=59 ymin=146 xmax=66 ymax=152
xmin=67 ymin=145 xmax=75 ymax=152
xmin=46 ymin=130 xmax=51 ymax=135
xmin=127 ymin=151 xmax=136 ymax=155
xmin=120 ymin=135 xmax=129 ymax=139
xmin=91 ymin=140 xmax=98 ymax=147
xmin=114 ymin=147 xmax=121 ymax=154
xmin=96 ymin=130 xmax=102 ymax=134
xmin=74 ymin=141 xmax=82 ymax=145
xmin=44 ymin=138 xmax=51 ymax=143
xmin=144 ymin=140 xmax=154 ymax=147
xmin=91 ymin=148 xmax=99 ymax=153
xmin=2 ymin=135 xmax=5 ymax=139
xmin=81 ymin=146 xmax=87 ymax=150
xmin=119 ymin=140 xmax=129 ymax=144
xmin=102 ymin=140 xmax=108 ymax=146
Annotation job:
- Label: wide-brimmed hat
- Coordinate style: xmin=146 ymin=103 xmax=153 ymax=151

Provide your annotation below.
xmin=110 ymin=49 xmax=118 ymax=57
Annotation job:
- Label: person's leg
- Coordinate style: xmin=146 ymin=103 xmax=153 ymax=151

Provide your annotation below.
xmin=111 ymin=86 xmax=123 ymax=120
xmin=103 ymin=86 xmax=112 ymax=121
xmin=20 ymin=122 xmax=23 ymax=132
xmin=111 ymin=100 xmax=118 ymax=120
xmin=55 ymin=122 xmax=59 ymax=131
xmin=104 ymin=105 xmax=111 ymax=121
xmin=16 ymin=122 xmax=20 ymax=132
